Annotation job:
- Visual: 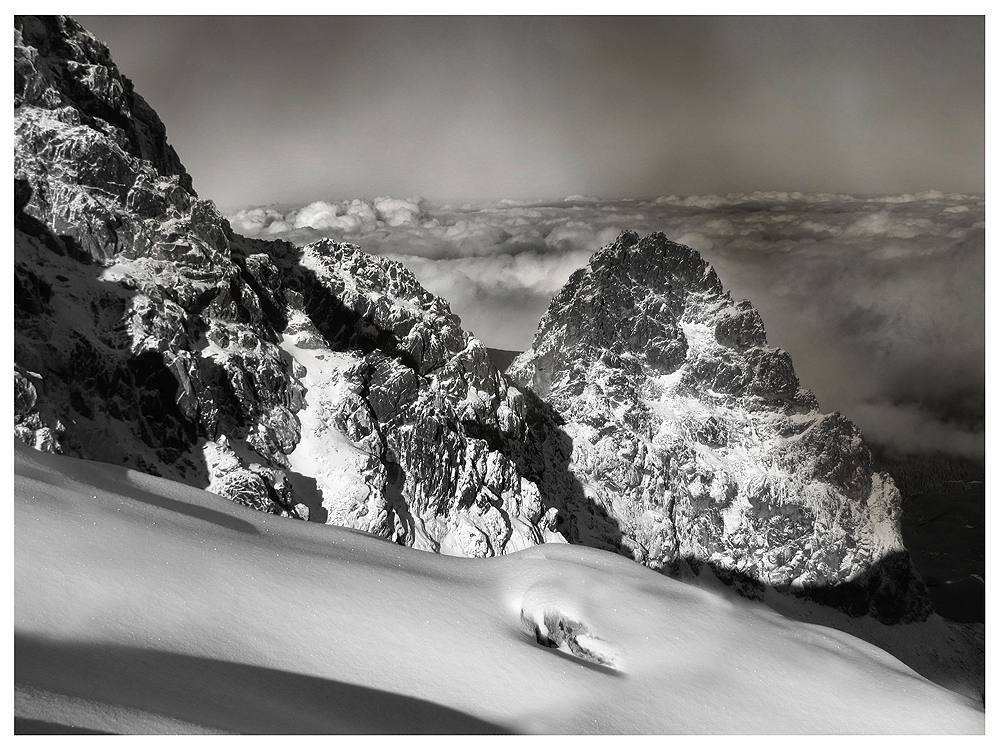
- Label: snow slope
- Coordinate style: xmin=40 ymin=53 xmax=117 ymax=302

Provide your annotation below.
xmin=14 ymin=444 xmax=984 ymax=734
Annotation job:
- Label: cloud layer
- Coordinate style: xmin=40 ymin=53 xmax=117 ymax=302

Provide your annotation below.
xmin=229 ymin=192 xmax=984 ymax=458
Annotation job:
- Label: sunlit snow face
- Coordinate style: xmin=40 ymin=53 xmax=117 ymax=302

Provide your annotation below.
xmin=13 ymin=443 xmax=987 ymax=734
xmin=229 ymin=192 xmax=984 ymax=458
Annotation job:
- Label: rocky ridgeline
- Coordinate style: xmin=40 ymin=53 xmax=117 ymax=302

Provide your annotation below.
xmin=13 ymin=15 xmax=556 ymax=555
xmin=14 ymin=15 xmax=930 ymax=622
xmin=273 ymin=238 xmax=559 ymax=552
xmin=508 ymin=231 xmax=931 ymax=622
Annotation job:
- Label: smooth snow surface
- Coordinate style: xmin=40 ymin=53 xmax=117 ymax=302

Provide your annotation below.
xmin=277 ymin=330 xmax=373 ymax=523
xmin=14 ymin=444 xmax=984 ymax=734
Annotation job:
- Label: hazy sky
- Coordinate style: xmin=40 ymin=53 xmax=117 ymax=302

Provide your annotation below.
xmin=76 ymin=15 xmax=984 ymax=211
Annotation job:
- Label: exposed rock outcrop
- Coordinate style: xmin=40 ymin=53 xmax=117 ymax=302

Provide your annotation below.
xmin=509 ymin=230 xmax=931 ymax=623
xmin=13 ymin=14 xmax=555 ymax=553
xmin=14 ymin=15 xmax=930 ymax=623
xmin=271 ymin=238 xmax=557 ymax=553
xmin=15 ymin=13 xmax=304 ymax=512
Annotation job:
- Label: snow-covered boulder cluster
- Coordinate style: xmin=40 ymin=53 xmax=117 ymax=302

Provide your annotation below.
xmin=509 ymin=230 xmax=930 ymax=622
xmin=13 ymin=15 xmax=555 ymax=554
xmin=14 ymin=15 xmax=930 ymax=623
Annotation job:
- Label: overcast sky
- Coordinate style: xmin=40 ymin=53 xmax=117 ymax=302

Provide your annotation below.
xmin=76 ymin=15 xmax=984 ymax=211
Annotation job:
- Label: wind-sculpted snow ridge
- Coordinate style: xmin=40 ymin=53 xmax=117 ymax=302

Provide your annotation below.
xmin=13 ymin=15 xmax=556 ymax=555
xmin=508 ymin=230 xmax=931 ymax=624
xmin=14 ymin=445 xmax=984 ymax=734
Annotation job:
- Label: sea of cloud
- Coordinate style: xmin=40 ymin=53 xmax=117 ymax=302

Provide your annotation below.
xmin=229 ymin=191 xmax=984 ymax=458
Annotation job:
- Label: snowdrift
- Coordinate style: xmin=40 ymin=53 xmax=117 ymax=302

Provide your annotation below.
xmin=14 ymin=444 xmax=984 ymax=734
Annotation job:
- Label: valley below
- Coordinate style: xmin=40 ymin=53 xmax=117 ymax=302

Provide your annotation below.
xmin=901 ymin=487 xmax=985 ymax=624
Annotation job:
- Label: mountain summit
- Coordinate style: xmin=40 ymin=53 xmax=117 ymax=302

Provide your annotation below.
xmin=509 ymin=230 xmax=930 ymax=622
xmin=15 ymin=16 xmax=929 ymax=624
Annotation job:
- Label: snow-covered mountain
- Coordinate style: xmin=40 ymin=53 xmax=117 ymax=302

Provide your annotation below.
xmin=14 ymin=15 xmax=555 ymax=556
xmin=509 ymin=230 xmax=930 ymax=624
xmin=12 ymin=14 xmax=987 ymax=727
xmin=11 ymin=13 xmax=963 ymax=641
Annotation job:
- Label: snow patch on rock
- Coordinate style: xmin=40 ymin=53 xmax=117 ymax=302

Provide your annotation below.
xmin=509 ymin=230 xmax=931 ymax=623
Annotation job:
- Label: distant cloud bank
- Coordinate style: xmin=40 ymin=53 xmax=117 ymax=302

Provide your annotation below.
xmin=228 ymin=192 xmax=984 ymax=458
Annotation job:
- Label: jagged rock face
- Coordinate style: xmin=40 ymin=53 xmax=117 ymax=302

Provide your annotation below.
xmin=14 ymin=14 xmax=306 ymax=512
xmin=272 ymin=239 xmax=557 ymax=554
xmin=13 ymin=16 xmax=930 ymax=620
xmin=509 ymin=231 xmax=931 ymax=623
xmin=12 ymin=15 xmax=556 ymax=555
xmin=15 ymin=16 xmax=192 ymax=193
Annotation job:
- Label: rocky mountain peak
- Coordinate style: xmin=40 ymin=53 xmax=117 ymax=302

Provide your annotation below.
xmin=13 ymin=16 xmax=930 ymax=625
xmin=510 ymin=231 xmax=930 ymax=623
xmin=15 ymin=15 xmax=193 ymax=192
xmin=517 ymin=230 xmax=807 ymax=411
xmin=13 ymin=15 xmax=556 ymax=555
